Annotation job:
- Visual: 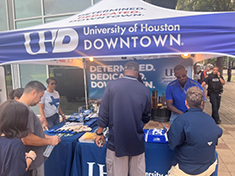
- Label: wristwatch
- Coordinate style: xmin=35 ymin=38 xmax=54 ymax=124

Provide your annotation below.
xmin=26 ymin=156 xmax=35 ymax=161
xmin=96 ymin=131 xmax=103 ymax=136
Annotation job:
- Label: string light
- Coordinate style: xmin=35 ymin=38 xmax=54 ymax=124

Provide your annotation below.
xmin=181 ymin=53 xmax=191 ymax=59
xmin=89 ymin=57 xmax=94 ymax=62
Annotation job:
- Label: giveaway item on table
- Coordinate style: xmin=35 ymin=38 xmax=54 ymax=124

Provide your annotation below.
xmin=79 ymin=127 xmax=109 ymax=143
xmin=66 ymin=109 xmax=95 ymax=123
xmin=47 ymin=122 xmax=92 ymax=135
xmin=144 ymin=128 xmax=168 ymax=143
xmin=79 ymin=132 xmax=97 ymax=143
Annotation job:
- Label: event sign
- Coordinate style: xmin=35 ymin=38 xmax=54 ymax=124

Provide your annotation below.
xmin=0 ymin=11 xmax=235 ymax=64
xmin=86 ymin=57 xmax=193 ymax=99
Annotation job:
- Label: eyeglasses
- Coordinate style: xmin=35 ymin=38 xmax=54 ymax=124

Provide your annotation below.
xmin=176 ymin=75 xmax=187 ymax=79
xmin=50 ymin=82 xmax=57 ymax=85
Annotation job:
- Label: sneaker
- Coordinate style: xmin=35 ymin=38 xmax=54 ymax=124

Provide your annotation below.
xmin=216 ymin=120 xmax=221 ymax=124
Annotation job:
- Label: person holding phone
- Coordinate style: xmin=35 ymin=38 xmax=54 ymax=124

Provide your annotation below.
xmin=201 ymin=66 xmax=225 ymax=124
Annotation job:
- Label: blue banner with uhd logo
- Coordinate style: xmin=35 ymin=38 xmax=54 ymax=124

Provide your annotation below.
xmin=86 ymin=57 xmax=193 ymax=99
xmin=1 ymin=12 xmax=235 ymax=64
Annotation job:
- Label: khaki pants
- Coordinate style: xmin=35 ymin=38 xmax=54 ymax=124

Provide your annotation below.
xmin=106 ymin=149 xmax=145 ymax=176
xmin=31 ymin=163 xmax=45 ymax=176
xmin=168 ymin=160 xmax=217 ymax=176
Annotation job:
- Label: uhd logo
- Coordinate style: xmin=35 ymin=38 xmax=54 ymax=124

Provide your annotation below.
xmin=24 ymin=28 xmax=78 ymax=55
xmin=87 ymin=162 xmax=106 ymax=176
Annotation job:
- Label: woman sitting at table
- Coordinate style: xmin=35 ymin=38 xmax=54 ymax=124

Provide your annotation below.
xmin=39 ymin=77 xmax=66 ymax=128
xmin=0 ymin=100 xmax=37 ymax=176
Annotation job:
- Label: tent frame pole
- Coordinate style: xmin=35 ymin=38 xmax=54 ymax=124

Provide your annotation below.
xmin=83 ymin=59 xmax=88 ymax=109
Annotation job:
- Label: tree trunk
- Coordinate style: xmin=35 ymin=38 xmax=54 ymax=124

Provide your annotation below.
xmin=216 ymin=57 xmax=224 ymax=76
xmin=227 ymin=58 xmax=232 ymax=82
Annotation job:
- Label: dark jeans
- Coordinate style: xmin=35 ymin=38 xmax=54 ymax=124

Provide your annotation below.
xmin=47 ymin=113 xmax=60 ymax=127
xmin=209 ymin=92 xmax=221 ymax=122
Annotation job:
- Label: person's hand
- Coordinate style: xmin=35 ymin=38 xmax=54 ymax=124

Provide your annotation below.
xmin=48 ymin=136 xmax=61 ymax=146
xmin=39 ymin=116 xmax=46 ymax=124
xmin=95 ymin=135 xmax=105 ymax=147
xmin=40 ymin=116 xmax=49 ymax=128
xmin=42 ymin=124 xmax=48 ymax=131
xmin=26 ymin=150 xmax=37 ymax=161
xmin=62 ymin=114 xmax=66 ymax=121
xmin=44 ymin=120 xmax=49 ymax=128
xmin=178 ymin=111 xmax=184 ymax=115
xmin=217 ymin=71 xmax=221 ymax=77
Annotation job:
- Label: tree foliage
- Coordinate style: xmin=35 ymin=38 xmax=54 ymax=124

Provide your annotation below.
xmin=176 ymin=0 xmax=235 ymax=72
xmin=177 ymin=0 xmax=235 ymax=11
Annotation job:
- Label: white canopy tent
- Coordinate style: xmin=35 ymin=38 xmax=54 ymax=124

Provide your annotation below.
xmin=0 ymin=0 xmax=234 ymax=65
xmin=0 ymin=0 xmax=235 ymax=106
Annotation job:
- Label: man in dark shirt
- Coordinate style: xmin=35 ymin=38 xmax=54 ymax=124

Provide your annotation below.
xmin=95 ymin=61 xmax=151 ymax=176
xmin=168 ymin=86 xmax=223 ymax=176
xmin=201 ymin=66 xmax=225 ymax=124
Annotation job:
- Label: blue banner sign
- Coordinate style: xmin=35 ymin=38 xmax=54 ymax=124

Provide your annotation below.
xmin=86 ymin=57 xmax=193 ymax=99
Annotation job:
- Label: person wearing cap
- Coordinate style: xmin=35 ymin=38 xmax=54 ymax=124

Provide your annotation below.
xmin=95 ymin=61 xmax=151 ymax=176
xmin=166 ymin=65 xmax=204 ymax=124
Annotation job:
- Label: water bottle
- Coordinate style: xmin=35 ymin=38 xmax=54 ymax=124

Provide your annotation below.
xmin=43 ymin=145 xmax=55 ymax=157
xmin=78 ymin=106 xmax=84 ymax=124
xmin=91 ymin=105 xmax=94 ymax=113
xmin=78 ymin=106 xmax=82 ymax=114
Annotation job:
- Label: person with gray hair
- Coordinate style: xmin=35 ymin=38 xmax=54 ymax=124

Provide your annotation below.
xmin=95 ymin=61 xmax=151 ymax=176
xmin=167 ymin=86 xmax=223 ymax=176
xmin=186 ymin=86 xmax=204 ymax=108
xmin=18 ymin=81 xmax=61 ymax=176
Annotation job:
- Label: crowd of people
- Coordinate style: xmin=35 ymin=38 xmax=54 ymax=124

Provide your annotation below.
xmin=0 ymin=78 xmax=64 ymax=176
xmin=0 ymin=62 xmax=225 ymax=176
xmin=95 ymin=62 xmax=224 ymax=176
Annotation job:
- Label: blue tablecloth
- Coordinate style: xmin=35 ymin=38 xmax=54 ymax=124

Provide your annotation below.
xmin=44 ymin=118 xmax=97 ymax=176
xmin=45 ymin=118 xmax=218 ymax=176
xmin=71 ymin=142 xmax=175 ymax=176
xmin=71 ymin=142 xmax=218 ymax=176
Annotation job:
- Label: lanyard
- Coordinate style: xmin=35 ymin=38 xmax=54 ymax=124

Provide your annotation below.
xmin=203 ymin=71 xmax=207 ymax=78
xmin=181 ymin=85 xmax=187 ymax=94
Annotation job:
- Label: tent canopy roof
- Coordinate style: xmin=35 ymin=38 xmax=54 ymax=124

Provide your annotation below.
xmin=0 ymin=0 xmax=235 ymax=65
xmin=26 ymin=0 xmax=214 ymax=30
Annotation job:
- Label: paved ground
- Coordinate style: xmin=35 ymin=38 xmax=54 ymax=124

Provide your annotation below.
xmin=205 ymin=82 xmax=235 ymax=176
